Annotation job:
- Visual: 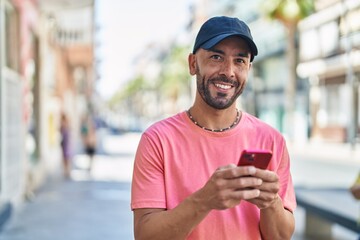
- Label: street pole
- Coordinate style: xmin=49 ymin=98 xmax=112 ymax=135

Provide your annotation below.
xmin=342 ymin=0 xmax=358 ymax=149
xmin=285 ymin=22 xmax=297 ymax=142
xmin=0 ymin=0 xmax=4 ymax=190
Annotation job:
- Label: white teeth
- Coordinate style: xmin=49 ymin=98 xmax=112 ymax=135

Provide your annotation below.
xmin=215 ymin=83 xmax=231 ymax=90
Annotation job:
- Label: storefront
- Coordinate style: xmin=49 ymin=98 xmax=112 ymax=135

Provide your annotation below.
xmin=0 ymin=0 xmax=26 ymax=226
xmin=298 ymin=0 xmax=360 ymax=143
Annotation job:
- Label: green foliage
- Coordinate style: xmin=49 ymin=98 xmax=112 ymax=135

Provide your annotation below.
xmin=157 ymin=45 xmax=190 ymax=100
xmin=262 ymin=0 xmax=314 ymax=24
xmin=107 ymin=44 xmax=191 ymax=109
xmin=107 ymin=75 xmax=147 ymax=108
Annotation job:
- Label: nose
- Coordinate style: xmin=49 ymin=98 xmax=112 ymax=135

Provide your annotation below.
xmin=219 ymin=59 xmax=235 ymax=79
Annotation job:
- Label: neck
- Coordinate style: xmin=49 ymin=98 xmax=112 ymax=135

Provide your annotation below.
xmin=187 ymin=107 xmax=240 ymax=132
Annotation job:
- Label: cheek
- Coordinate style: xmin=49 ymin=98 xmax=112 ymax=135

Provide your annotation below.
xmin=237 ymin=68 xmax=249 ymax=81
xmin=239 ymin=80 xmax=247 ymax=91
xmin=201 ymin=67 xmax=221 ymax=81
xmin=236 ymin=72 xmax=248 ymax=88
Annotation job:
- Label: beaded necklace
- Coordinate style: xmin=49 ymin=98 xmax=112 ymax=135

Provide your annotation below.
xmin=187 ymin=109 xmax=240 ymax=132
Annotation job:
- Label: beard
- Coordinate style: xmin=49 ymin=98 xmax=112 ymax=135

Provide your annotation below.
xmin=196 ymin=67 xmax=245 ymax=110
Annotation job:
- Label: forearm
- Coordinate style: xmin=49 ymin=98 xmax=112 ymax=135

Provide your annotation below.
xmin=259 ymin=195 xmax=295 ymax=240
xmin=134 ymin=193 xmax=210 ymax=240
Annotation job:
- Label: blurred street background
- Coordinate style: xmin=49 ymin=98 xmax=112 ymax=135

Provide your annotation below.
xmin=0 ymin=0 xmax=360 ymax=239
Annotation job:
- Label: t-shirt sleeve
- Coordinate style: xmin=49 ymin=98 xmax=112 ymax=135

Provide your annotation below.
xmin=131 ymin=132 xmax=166 ymax=210
xmin=276 ymin=141 xmax=297 ymax=212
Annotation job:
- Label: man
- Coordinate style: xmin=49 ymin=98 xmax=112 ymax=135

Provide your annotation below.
xmin=131 ymin=16 xmax=296 ymax=240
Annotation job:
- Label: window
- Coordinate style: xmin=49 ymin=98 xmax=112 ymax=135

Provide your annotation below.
xmin=3 ymin=0 xmax=19 ymax=71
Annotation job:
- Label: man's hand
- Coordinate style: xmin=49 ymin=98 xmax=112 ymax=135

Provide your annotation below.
xmin=192 ymin=164 xmax=263 ymax=211
xmin=245 ymin=168 xmax=295 ymax=240
xmin=245 ymin=169 xmax=280 ymax=209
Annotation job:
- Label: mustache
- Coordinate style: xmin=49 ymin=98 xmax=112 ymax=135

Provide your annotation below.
xmin=208 ymin=76 xmax=239 ymax=88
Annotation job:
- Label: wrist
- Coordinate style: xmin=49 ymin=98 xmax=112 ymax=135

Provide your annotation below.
xmin=262 ymin=194 xmax=282 ymax=211
xmin=188 ymin=190 xmax=212 ymax=215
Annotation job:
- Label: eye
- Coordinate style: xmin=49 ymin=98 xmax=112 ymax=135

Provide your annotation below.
xmin=210 ymin=55 xmax=222 ymax=61
xmin=236 ymin=58 xmax=246 ymax=64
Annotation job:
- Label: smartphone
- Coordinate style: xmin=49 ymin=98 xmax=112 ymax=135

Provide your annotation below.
xmin=237 ymin=149 xmax=272 ymax=169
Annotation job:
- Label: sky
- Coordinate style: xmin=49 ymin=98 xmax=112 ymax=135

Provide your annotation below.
xmin=95 ymin=0 xmax=193 ymax=99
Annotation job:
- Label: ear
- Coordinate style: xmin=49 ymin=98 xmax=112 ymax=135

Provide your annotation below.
xmin=188 ymin=53 xmax=196 ymax=76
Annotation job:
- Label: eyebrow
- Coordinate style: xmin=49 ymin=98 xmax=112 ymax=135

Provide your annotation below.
xmin=206 ymin=48 xmax=250 ymax=58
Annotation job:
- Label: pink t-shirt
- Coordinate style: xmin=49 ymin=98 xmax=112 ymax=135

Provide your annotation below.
xmin=131 ymin=111 xmax=296 ymax=240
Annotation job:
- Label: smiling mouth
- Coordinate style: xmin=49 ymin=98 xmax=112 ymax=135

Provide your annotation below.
xmin=214 ymin=82 xmax=232 ymax=90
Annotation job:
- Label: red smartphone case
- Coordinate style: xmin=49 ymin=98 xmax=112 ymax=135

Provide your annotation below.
xmin=237 ymin=149 xmax=272 ymax=169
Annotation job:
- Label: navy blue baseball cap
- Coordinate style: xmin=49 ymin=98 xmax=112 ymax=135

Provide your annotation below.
xmin=192 ymin=16 xmax=258 ymax=62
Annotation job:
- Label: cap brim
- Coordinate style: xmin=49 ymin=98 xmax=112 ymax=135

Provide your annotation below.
xmin=201 ymin=33 xmax=258 ymax=61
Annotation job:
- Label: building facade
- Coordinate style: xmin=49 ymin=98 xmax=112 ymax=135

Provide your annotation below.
xmin=0 ymin=0 xmax=39 ymax=225
xmin=0 ymin=0 xmax=94 ymax=227
xmin=298 ymin=0 xmax=360 ymax=143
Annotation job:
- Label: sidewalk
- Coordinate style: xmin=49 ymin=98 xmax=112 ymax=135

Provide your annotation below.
xmin=0 ymin=132 xmax=139 ymax=240
xmin=0 ymin=176 xmax=133 ymax=240
xmin=289 ymin=140 xmax=360 ymax=240
xmin=289 ymin=141 xmax=360 ymax=188
xmin=289 ymin=140 xmax=360 ymax=166
xmin=0 ymin=133 xmax=359 ymax=240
